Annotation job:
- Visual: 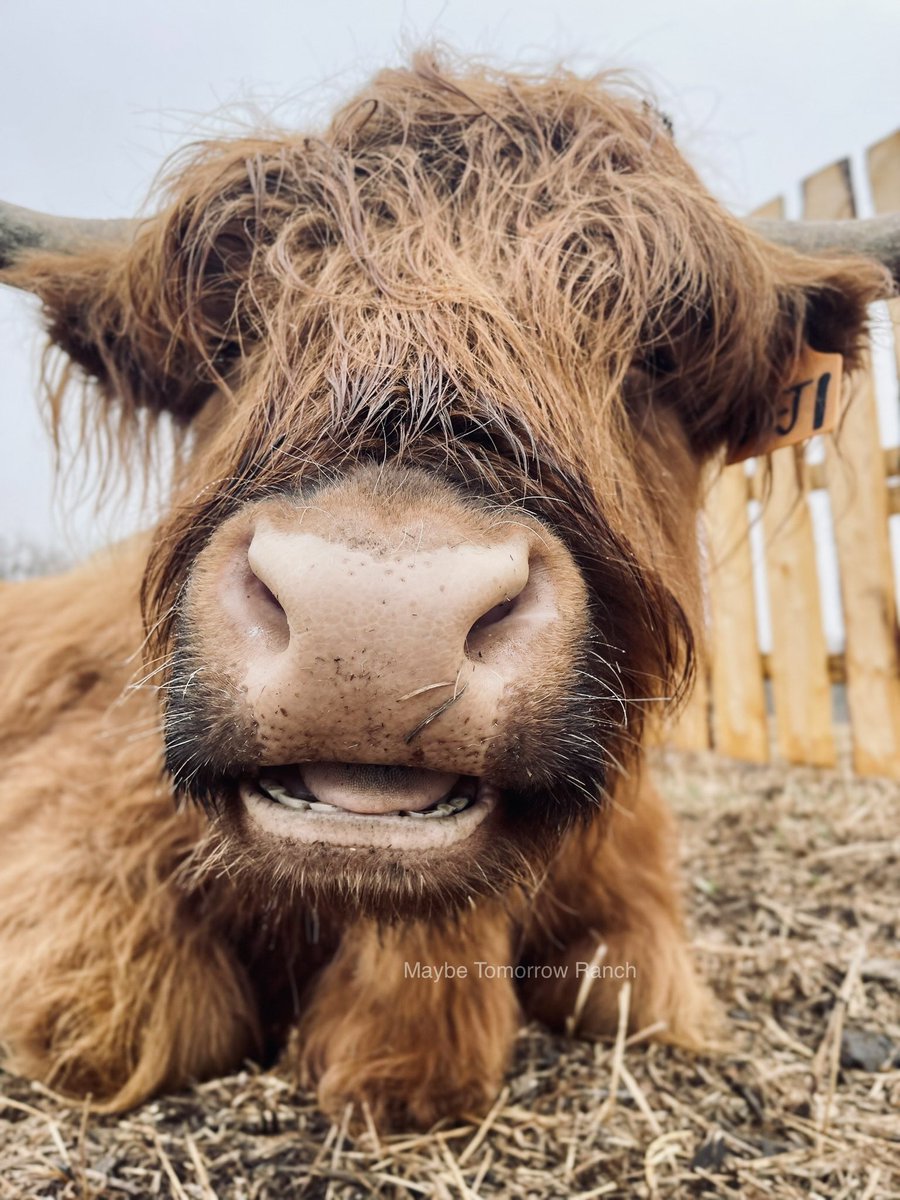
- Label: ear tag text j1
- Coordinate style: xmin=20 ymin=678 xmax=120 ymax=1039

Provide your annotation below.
xmin=727 ymin=345 xmax=843 ymax=465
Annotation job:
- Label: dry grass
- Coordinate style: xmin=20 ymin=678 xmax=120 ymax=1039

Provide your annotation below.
xmin=2 ymin=749 xmax=898 ymax=1199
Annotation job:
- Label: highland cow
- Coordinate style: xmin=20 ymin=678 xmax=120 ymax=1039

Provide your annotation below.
xmin=0 ymin=55 xmax=895 ymax=1129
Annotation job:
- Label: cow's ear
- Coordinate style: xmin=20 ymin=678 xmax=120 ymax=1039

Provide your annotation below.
xmin=0 ymin=149 xmax=278 ymax=426
xmin=632 ymin=242 xmax=892 ymax=463
xmin=723 ymin=245 xmax=890 ymax=462
xmin=4 ymin=243 xmax=209 ymax=425
xmin=3 ymin=215 xmax=258 ymax=427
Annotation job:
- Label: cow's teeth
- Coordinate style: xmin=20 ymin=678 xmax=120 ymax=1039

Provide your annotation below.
xmin=259 ymin=778 xmax=313 ymax=810
xmin=280 ymin=795 xmax=312 ymax=811
xmin=260 ymin=779 xmax=288 ymax=799
xmin=406 ymin=795 xmax=472 ymax=819
xmin=407 ymin=806 xmax=442 ymax=819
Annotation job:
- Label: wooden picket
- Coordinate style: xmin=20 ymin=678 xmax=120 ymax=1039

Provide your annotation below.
xmin=707 ymin=465 xmax=769 ymax=762
xmin=804 ymin=156 xmax=900 ymax=777
xmin=762 ymin=442 xmax=836 ymax=766
xmin=665 ymin=131 xmax=900 ymax=779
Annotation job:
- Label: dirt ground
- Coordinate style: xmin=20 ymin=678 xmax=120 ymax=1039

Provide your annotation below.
xmin=1 ymin=748 xmax=898 ymax=1199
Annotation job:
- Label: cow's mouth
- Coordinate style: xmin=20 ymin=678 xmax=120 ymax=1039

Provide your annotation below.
xmin=238 ymin=764 xmax=499 ymax=849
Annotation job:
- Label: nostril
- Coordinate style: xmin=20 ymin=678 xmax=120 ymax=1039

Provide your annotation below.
xmin=251 ymin=574 xmax=286 ymax=620
xmin=469 ymin=598 xmax=516 ymax=636
xmin=465 ymin=595 xmax=517 ymax=655
xmin=224 ymin=538 xmax=291 ymax=651
xmin=246 ymin=563 xmax=290 ymax=647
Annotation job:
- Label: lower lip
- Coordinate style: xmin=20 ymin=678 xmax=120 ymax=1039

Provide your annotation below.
xmin=239 ymin=779 xmax=500 ymax=850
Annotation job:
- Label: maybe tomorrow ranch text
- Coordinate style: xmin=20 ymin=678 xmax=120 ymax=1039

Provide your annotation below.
xmin=403 ymin=961 xmax=637 ymax=982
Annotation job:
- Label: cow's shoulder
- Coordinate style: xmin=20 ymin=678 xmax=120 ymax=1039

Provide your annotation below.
xmin=0 ymin=532 xmax=150 ymax=751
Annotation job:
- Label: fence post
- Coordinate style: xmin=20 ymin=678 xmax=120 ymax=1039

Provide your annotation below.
xmin=706 ymin=464 xmax=770 ymax=761
xmin=803 ymin=158 xmax=900 ymax=779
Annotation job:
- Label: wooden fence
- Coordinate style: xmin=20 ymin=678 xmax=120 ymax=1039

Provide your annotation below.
xmin=666 ymin=130 xmax=900 ymax=780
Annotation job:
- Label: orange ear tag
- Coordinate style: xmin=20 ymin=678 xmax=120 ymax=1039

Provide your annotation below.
xmin=727 ymin=345 xmax=843 ymax=465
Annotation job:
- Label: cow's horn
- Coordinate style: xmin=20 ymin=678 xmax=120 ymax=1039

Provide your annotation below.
xmin=0 ymin=199 xmax=136 ymax=271
xmin=748 ymin=213 xmax=900 ymax=290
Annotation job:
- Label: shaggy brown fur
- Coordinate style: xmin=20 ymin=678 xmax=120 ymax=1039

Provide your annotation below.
xmin=0 ymin=53 xmax=888 ymax=1128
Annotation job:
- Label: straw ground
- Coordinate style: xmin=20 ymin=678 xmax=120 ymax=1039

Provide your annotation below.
xmin=1 ymin=747 xmax=897 ymax=1198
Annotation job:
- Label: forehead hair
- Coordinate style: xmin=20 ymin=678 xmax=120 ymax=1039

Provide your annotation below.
xmin=97 ymin=52 xmax=788 ymax=462
xmin=23 ymin=49 xmax=883 ymax=513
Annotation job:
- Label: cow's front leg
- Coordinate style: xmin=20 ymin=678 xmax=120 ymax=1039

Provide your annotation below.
xmin=520 ymin=780 xmax=714 ymax=1045
xmin=0 ymin=800 xmax=261 ymax=1111
xmin=292 ymin=906 xmax=520 ymax=1129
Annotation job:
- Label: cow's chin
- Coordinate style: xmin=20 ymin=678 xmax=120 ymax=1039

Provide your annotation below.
xmin=200 ymin=763 xmax=560 ymax=920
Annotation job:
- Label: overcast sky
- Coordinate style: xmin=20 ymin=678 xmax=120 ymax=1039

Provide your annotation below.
xmin=2 ymin=0 xmax=899 ymax=571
